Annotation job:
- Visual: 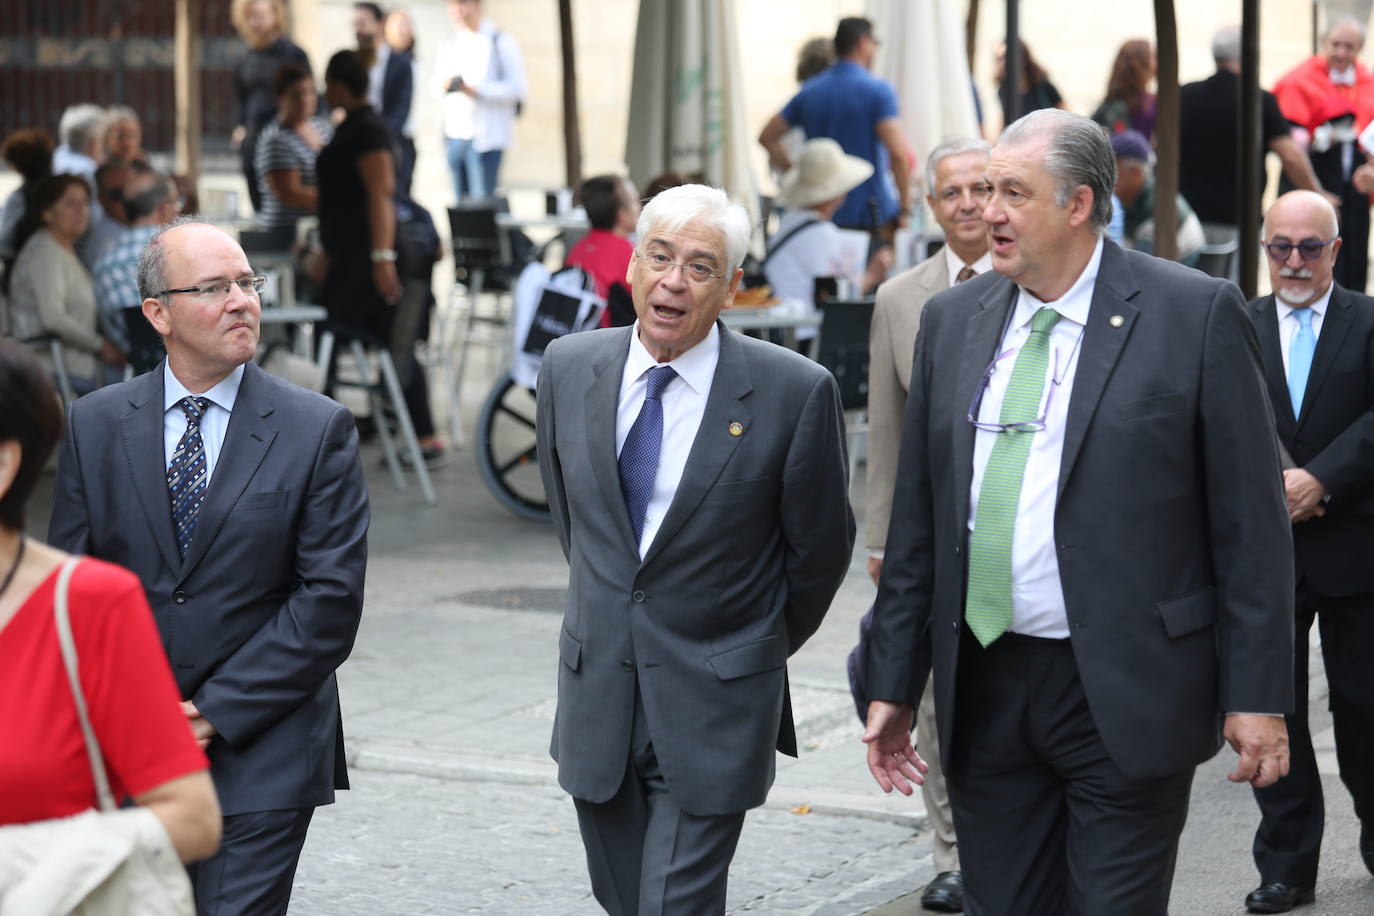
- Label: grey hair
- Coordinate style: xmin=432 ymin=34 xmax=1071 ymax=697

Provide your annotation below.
xmin=59 ymin=104 xmax=107 ymax=154
xmin=636 ymin=184 xmax=752 ymax=271
xmin=136 ymin=215 xmax=215 ymax=300
xmin=1211 ymin=25 xmax=1241 ymax=64
xmin=104 ymin=105 xmax=140 ymax=128
xmin=925 ymin=137 xmax=992 ymax=197
xmin=999 ymin=109 xmax=1116 ymax=231
xmin=1325 ymin=16 xmax=1368 ymax=45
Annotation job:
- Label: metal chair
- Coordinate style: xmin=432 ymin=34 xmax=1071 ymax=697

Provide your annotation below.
xmin=1197 ymin=222 xmax=1240 ymax=282
xmin=813 ymin=296 xmax=876 ymax=495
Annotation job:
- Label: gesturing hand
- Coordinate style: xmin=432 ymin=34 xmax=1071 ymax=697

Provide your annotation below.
xmin=862 ymin=700 xmax=927 ymax=795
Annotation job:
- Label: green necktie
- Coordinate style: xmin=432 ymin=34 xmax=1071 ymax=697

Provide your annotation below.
xmin=965 ymin=307 xmax=1062 ymax=647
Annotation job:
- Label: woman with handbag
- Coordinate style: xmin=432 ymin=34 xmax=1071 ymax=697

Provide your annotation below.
xmin=0 ymin=340 xmax=221 ymax=913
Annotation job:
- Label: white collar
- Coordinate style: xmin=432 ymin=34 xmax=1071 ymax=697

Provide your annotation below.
xmin=942 ymin=244 xmax=993 ymax=283
xmin=1331 ymin=65 xmax=1357 ymax=86
xmin=164 ymin=362 xmax=246 ymax=414
xmin=1276 ymin=283 xmax=1334 ymax=321
xmin=1012 ymin=237 xmax=1104 ymax=329
xmin=625 ymin=322 xmax=720 ymax=396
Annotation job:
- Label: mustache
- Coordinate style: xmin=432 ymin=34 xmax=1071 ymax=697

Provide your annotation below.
xmin=1279 ymin=266 xmax=1313 ymax=279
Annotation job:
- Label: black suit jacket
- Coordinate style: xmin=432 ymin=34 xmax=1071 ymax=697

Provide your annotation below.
xmin=1250 ymin=287 xmax=1374 ymax=596
xmin=867 ymin=241 xmax=1295 ymax=781
xmin=379 ymin=50 xmax=414 ymax=140
xmin=48 ymin=361 xmax=370 ymax=816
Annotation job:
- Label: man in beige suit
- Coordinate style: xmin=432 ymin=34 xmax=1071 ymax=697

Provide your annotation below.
xmin=866 ymin=136 xmax=991 ymax=913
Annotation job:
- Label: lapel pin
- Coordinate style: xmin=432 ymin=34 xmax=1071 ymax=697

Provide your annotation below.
xmin=728 ymin=421 xmax=744 ymax=437
xmin=1109 ymin=315 xmax=1125 ymax=328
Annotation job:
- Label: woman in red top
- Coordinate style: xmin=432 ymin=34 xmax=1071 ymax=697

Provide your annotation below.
xmin=0 ymin=339 xmax=220 ymax=862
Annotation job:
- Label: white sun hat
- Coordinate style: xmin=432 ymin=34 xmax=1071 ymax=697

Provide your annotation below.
xmin=776 ymin=138 xmax=875 ymax=209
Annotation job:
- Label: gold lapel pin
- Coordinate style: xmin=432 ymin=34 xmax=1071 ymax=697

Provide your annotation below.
xmin=728 ymin=421 xmax=744 ymax=437
xmin=1109 ymin=315 xmax=1125 ymax=328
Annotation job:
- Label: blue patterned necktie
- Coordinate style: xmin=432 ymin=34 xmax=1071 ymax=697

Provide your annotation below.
xmin=618 ymin=366 xmax=677 ymax=545
xmin=1288 ymin=307 xmax=1316 ymax=416
xmin=168 ymin=396 xmax=211 ymax=557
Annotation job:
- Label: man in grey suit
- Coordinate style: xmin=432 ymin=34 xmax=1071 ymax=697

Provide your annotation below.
xmin=49 ymin=219 xmax=369 ymax=915
xmin=862 ymin=110 xmax=1295 ymax=914
xmin=536 ymin=184 xmax=855 ymax=914
xmin=866 ymin=136 xmax=991 ymax=913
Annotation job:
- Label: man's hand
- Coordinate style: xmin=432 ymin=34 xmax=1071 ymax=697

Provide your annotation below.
xmin=372 ymin=260 xmax=402 ymax=306
xmin=1354 ymin=163 xmax=1374 ymax=195
xmin=866 ymin=554 xmax=883 ymax=586
xmin=182 ymin=700 xmax=218 ymax=751
xmin=1224 ymin=714 xmax=1290 ymax=788
xmin=862 ymin=700 xmax=927 ymax=795
xmin=1283 ymin=468 xmax=1327 ymax=522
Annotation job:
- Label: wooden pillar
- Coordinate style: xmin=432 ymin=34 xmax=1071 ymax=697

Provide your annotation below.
xmin=1002 ymin=0 xmax=1022 ymax=126
xmin=559 ymin=0 xmax=582 ymax=190
xmin=174 ymin=0 xmax=202 ymax=195
xmin=1153 ymin=0 xmax=1179 ymax=261
xmin=1240 ymin=0 xmax=1262 ymax=298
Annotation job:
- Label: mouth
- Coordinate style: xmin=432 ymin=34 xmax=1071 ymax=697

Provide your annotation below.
xmin=990 ymin=232 xmax=1016 ymax=254
xmin=650 ymin=304 xmax=687 ymax=322
xmin=227 ymin=321 xmax=257 ymax=333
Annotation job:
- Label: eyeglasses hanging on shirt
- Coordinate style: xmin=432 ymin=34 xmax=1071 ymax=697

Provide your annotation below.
xmin=967 ymin=325 xmax=1085 ymax=433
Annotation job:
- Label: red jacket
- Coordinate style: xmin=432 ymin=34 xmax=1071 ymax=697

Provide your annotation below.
xmin=1273 ymin=55 xmax=1374 ymax=132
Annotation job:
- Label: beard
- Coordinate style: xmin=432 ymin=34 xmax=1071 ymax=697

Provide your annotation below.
xmin=1275 ymin=265 xmax=1321 ymax=306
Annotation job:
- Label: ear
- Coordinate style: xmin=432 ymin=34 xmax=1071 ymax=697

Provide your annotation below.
xmin=142 ymin=296 xmax=172 ymax=338
xmin=1066 ymin=185 xmax=1096 ymax=230
xmin=0 ymin=440 xmax=21 ymax=509
xmin=1331 ymin=237 xmax=1344 ymax=261
xmin=624 ymin=254 xmax=636 ymax=287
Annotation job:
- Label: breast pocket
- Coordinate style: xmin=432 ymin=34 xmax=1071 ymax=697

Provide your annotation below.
xmin=1117 ymin=392 xmax=1189 ymax=422
xmin=702 ymin=475 xmax=772 ymax=504
xmin=232 ymin=490 xmax=288 ymax=512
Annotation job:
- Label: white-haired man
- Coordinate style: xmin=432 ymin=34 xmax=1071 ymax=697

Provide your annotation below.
xmin=536 ymin=184 xmax=855 ymax=913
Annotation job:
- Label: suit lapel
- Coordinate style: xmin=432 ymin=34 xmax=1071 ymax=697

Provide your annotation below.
xmin=178 ymin=363 xmax=278 ymax=580
xmin=118 ymin=367 xmax=182 ymax=575
xmin=1057 ymin=244 xmax=1140 ymax=500
xmin=952 ymin=281 xmax=1016 ymax=531
xmin=642 ymin=323 xmax=752 ymax=567
xmin=1296 ymin=286 xmax=1353 ymax=429
xmin=584 ymin=327 xmax=638 ymax=555
xmin=1251 ymin=296 xmax=1297 ymax=436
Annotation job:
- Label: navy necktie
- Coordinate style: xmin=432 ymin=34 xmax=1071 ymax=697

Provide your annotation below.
xmin=168 ymin=396 xmax=211 ymax=557
xmin=618 ymin=366 xmax=677 ymax=545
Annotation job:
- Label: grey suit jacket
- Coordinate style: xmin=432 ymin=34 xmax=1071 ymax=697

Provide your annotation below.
xmin=536 ymin=322 xmax=855 ymax=816
xmin=48 ymin=361 xmax=369 ymax=815
xmin=866 ymin=241 xmax=1295 ymax=780
xmin=866 ymin=251 xmax=949 ymax=551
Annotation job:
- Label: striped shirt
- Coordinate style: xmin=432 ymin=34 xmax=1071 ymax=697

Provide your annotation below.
xmin=253 ymin=117 xmax=332 ymax=231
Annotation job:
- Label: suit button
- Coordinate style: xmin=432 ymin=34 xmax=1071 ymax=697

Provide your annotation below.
xmin=173 ymin=590 xmax=187 ymax=605
xmin=952 ymin=621 xmax=959 ymax=632
xmin=621 ymin=659 xmax=635 ymax=672
xmin=954 ymin=546 xmax=961 ymax=556
xmin=631 ymin=590 xmax=645 ymax=603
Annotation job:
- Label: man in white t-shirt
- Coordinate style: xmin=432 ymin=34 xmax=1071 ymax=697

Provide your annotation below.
xmin=434 ymin=0 xmax=526 ymax=202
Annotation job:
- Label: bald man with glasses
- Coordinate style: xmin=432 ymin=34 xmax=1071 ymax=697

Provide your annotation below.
xmin=49 ymin=218 xmax=369 ymax=916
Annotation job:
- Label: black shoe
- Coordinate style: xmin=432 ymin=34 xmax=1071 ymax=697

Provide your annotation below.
xmin=1361 ymin=823 xmax=1374 ymax=876
xmin=1244 ymin=882 xmax=1315 ymax=913
xmin=920 ymin=870 xmax=963 ymax=913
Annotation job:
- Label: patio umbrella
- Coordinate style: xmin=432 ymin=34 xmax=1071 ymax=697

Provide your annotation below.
xmin=864 ymin=0 xmax=980 ymax=188
xmin=624 ymin=0 xmax=757 ymax=212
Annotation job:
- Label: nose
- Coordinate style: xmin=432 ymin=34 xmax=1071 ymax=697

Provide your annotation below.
xmin=982 ymin=197 xmax=1003 ymax=226
xmin=1282 ymin=245 xmax=1305 ymax=269
xmin=660 ymin=263 xmax=690 ymax=288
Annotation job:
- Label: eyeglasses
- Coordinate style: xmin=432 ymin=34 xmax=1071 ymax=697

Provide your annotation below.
xmin=1262 ymin=238 xmax=1338 ymax=263
xmin=159 ymin=275 xmax=266 ymax=301
xmin=967 ymin=333 xmax=1080 ymax=433
xmin=634 ymin=251 xmax=728 ymax=284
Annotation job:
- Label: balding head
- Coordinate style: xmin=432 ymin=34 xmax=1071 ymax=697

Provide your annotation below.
xmin=1263 ymin=191 xmax=1342 ymax=307
xmin=1263 ymin=190 xmax=1339 ymax=240
xmin=1324 ymin=17 xmax=1366 ymax=73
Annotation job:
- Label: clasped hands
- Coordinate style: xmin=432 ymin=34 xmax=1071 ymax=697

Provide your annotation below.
xmin=182 ymin=700 xmax=217 ymax=751
xmin=1284 ymin=468 xmax=1326 ymax=523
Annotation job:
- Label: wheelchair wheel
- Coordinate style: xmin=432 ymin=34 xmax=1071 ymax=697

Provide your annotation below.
xmin=475 ymin=372 xmax=551 ymax=521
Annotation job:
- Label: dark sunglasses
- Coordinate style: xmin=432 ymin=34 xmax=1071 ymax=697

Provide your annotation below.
xmin=1262 ymin=238 xmax=1337 ymax=262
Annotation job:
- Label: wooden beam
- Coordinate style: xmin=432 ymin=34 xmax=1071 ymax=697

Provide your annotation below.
xmin=1153 ymin=0 xmax=1179 ymax=261
xmin=559 ymin=0 xmax=582 ymax=190
xmin=174 ymin=0 xmax=202 ymax=195
xmin=1240 ymin=0 xmax=1261 ymax=298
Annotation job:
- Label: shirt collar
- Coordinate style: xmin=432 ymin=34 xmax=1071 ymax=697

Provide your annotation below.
xmin=164 ymin=362 xmax=245 ymax=415
xmin=1331 ymin=65 xmax=1357 ymax=86
xmin=1012 ymin=236 xmax=1104 ymax=330
xmin=625 ymin=322 xmax=720 ymax=396
xmin=943 ymin=244 xmax=993 ymax=284
xmin=1276 ymin=283 xmax=1334 ymax=321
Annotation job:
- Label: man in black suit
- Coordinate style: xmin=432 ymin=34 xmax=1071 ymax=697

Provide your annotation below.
xmin=49 ymin=219 xmax=369 ymax=915
xmin=862 ymin=109 xmax=1295 ymax=914
xmin=1242 ymin=190 xmax=1374 ymax=913
xmin=353 ymin=2 xmax=413 ymax=153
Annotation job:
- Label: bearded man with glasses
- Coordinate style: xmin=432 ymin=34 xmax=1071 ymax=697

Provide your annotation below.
xmin=48 ymin=217 xmax=370 ymax=916
xmin=535 ymin=184 xmax=855 ymax=913
xmin=1240 ymin=189 xmax=1374 ymax=913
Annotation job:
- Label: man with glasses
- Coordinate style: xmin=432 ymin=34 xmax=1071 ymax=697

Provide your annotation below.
xmin=535 ymin=184 xmax=854 ymax=913
xmin=862 ymin=110 xmax=1294 ymax=914
xmin=1241 ymin=190 xmax=1374 ymax=913
xmin=49 ymin=218 xmax=369 ymax=916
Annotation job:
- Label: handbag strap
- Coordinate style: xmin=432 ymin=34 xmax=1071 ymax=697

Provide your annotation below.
xmin=52 ymin=556 xmax=117 ymax=813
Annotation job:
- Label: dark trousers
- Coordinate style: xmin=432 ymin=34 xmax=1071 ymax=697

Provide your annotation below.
xmin=1252 ymin=583 xmax=1374 ymax=887
xmin=187 ymin=807 xmax=314 ymax=916
xmin=572 ymin=689 xmax=746 ymax=915
xmin=948 ymin=632 xmax=1194 ymax=916
xmin=1335 ymin=183 xmax=1371 ymax=295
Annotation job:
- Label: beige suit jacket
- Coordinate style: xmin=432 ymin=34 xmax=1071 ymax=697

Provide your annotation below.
xmin=865 ymin=251 xmax=950 ymax=551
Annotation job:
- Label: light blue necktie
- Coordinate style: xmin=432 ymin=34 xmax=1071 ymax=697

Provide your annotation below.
xmin=618 ymin=366 xmax=677 ymax=545
xmin=1288 ymin=308 xmax=1316 ymax=417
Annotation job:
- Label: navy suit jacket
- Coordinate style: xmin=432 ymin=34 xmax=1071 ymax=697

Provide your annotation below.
xmin=48 ymin=361 xmax=369 ymax=816
xmin=379 ymin=50 xmax=414 ymax=140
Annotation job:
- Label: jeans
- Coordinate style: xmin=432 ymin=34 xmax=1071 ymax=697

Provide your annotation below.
xmin=445 ymin=137 xmax=504 ymax=201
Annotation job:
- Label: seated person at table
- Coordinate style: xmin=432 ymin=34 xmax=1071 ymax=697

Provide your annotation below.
xmin=564 ymin=174 xmax=638 ymax=327
xmin=1111 ymin=129 xmax=1204 ymax=265
xmin=765 ymin=138 xmax=892 ymax=344
xmin=94 ymin=170 xmax=179 ymax=357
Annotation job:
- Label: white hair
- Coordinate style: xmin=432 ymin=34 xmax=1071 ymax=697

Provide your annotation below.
xmin=925 ymin=137 xmax=992 ymax=196
xmin=59 ymin=104 xmax=107 ymax=154
xmin=1000 ymin=109 xmax=1116 ymax=231
xmin=1211 ymin=25 xmax=1241 ymax=64
xmin=636 ymin=184 xmax=752 ymax=271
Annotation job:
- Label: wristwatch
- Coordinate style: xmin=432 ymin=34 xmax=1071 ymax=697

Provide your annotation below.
xmin=370 ymin=248 xmax=397 ymax=263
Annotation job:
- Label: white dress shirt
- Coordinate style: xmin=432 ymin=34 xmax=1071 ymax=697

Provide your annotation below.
xmin=616 ymin=324 xmax=720 ymax=558
xmin=365 ymin=42 xmax=391 ymax=113
xmin=943 ymin=245 xmax=994 ymax=288
xmin=968 ymin=237 xmax=1103 ymax=639
xmin=163 ymin=362 xmax=245 ymax=483
xmin=1275 ymin=285 xmax=1332 ymax=375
